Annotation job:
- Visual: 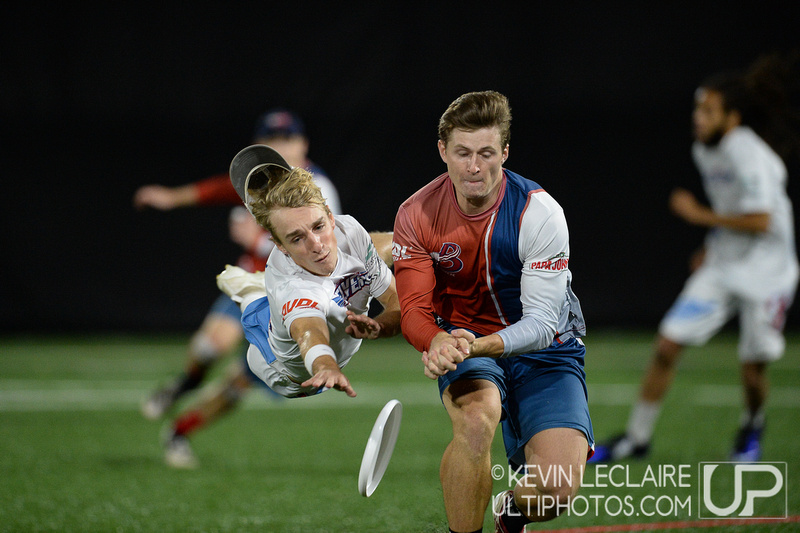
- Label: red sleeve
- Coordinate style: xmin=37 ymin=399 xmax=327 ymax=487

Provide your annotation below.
xmin=393 ymin=205 xmax=444 ymax=353
xmin=194 ymin=173 xmax=242 ymax=205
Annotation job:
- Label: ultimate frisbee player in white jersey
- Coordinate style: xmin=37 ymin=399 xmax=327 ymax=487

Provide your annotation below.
xmin=593 ymin=57 xmax=800 ymax=463
xmin=217 ymin=144 xmax=401 ymax=398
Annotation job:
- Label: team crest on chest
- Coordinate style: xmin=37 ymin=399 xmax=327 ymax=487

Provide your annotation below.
xmin=432 ymin=242 xmax=464 ymax=274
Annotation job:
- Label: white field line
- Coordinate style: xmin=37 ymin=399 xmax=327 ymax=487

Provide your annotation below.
xmin=0 ymin=380 xmax=797 ymax=412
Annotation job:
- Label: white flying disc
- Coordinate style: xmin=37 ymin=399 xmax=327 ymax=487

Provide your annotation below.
xmin=358 ymin=399 xmax=402 ymax=497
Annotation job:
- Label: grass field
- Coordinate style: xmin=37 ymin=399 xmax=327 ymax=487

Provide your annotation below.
xmin=1 ymin=329 xmax=798 ymax=532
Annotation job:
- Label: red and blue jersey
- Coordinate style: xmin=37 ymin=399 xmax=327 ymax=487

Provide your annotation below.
xmin=393 ymin=170 xmax=585 ymax=354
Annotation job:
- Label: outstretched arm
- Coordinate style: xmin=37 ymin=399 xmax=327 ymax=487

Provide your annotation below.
xmin=133 ymin=183 xmax=199 ymax=210
xmin=292 ymin=316 xmax=356 ymax=397
xmin=669 ymin=188 xmax=770 ymax=233
xmin=133 ymin=174 xmax=241 ymax=210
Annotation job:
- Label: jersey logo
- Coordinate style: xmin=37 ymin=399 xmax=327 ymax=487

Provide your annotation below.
xmin=530 ymin=252 xmax=569 ymax=272
xmin=336 ymin=271 xmax=372 ymax=304
xmin=392 ymin=242 xmax=410 ymax=262
xmin=433 ymin=242 xmax=464 ymax=274
xmin=281 ymin=298 xmax=320 ymax=317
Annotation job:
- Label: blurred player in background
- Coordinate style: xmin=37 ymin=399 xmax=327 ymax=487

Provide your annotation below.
xmin=392 ymin=91 xmax=592 ymax=533
xmin=217 ymin=145 xmax=400 ymax=400
xmin=134 ymin=109 xmax=342 ymax=468
xmin=592 ymin=51 xmax=800 ymax=463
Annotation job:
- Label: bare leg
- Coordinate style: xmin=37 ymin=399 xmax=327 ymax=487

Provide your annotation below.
xmin=441 ymin=379 xmax=502 ymax=532
xmin=640 ymin=334 xmax=684 ymax=402
xmin=516 ymin=428 xmax=588 ymax=522
xmin=740 ymin=361 xmax=767 ymax=416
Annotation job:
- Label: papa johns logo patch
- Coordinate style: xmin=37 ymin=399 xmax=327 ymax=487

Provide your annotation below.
xmin=530 ymin=252 xmax=569 ymax=272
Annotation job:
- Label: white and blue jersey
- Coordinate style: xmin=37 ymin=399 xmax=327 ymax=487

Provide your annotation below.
xmin=242 ymin=215 xmax=393 ymax=397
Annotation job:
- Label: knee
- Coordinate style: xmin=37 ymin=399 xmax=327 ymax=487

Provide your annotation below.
xmin=741 ymin=362 xmax=767 ymax=387
xmin=450 ymin=402 xmax=500 ymax=456
xmin=453 ymin=406 xmax=500 ymax=452
xmin=516 ymin=472 xmax=579 ymax=521
xmin=653 ymin=336 xmax=682 ymax=368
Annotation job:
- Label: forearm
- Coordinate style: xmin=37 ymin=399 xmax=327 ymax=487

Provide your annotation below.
xmin=373 ymin=309 xmax=402 ymax=338
xmin=167 ymin=184 xmax=201 ymax=207
xmin=681 ymin=204 xmax=770 ymax=233
xmin=494 ymin=312 xmax=558 ymax=356
xmin=467 ymin=334 xmax=505 ymax=358
xmin=712 ymin=212 xmax=770 ymax=233
xmin=291 ymin=318 xmax=335 ymax=373
xmin=400 ymin=307 xmax=445 ymax=353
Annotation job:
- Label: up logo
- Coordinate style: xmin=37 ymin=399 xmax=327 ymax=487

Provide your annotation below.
xmin=699 ymin=462 xmax=787 ymax=519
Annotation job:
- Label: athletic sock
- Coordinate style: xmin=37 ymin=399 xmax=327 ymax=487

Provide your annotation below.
xmin=626 ymin=399 xmax=661 ymax=445
xmin=172 ymin=364 xmax=210 ymax=397
xmin=173 ymin=410 xmax=206 ymax=437
xmin=499 ymin=494 xmax=531 ymax=533
xmin=740 ymin=408 xmax=765 ymax=430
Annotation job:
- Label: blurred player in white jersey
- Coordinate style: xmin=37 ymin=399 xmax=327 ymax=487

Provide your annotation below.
xmin=592 ymin=52 xmax=800 ymax=463
xmin=217 ymin=144 xmax=401 ymax=401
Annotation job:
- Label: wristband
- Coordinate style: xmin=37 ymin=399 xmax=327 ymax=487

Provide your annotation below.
xmin=304 ymin=344 xmax=336 ymax=375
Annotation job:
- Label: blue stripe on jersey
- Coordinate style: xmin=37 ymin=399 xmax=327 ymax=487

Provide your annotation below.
xmin=488 ymin=171 xmax=544 ymax=323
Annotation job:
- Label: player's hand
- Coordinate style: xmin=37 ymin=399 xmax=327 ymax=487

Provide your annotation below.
xmin=450 ymin=329 xmax=475 ymax=347
xmin=133 ymin=185 xmax=180 ymax=210
xmin=302 ymin=367 xmax=357 ymax=397
xmin=669 ymin=188 xmax=707 ymax=225
xmin=421 ymin=332 xmax=467 ymax=379
xmin=345 ymin=310 xmax=382 ymax=339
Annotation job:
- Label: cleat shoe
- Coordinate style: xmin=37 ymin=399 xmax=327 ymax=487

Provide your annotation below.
xmin=493 ymin=490 xmax=523 ymax=533
xmin=588 ymin=434 xmax=650 ymax=463
xmin=163 ymin=432 xmax=199 ymax=469
xmin=216 ymin=265 xmax=266 ymax=303
xmin=141 ymin=387 xmax=177 ymax=420
xmin=731 ymin=425 xmax=763 ymax=462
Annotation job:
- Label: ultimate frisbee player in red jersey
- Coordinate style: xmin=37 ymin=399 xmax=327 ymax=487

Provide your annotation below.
xmin=393 ymin=91 xmax=593 ymax=533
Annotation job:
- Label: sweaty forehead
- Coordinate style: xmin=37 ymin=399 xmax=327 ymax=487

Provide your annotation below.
xmin=448 ymin=127 xmax=503 ymax=150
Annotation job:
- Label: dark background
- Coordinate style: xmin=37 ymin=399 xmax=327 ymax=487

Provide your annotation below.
xmin=2 ymin=3 xmax=799 ymax=333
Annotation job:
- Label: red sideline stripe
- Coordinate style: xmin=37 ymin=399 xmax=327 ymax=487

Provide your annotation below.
xmin=537 ymin=515 xmax=800 ymax=532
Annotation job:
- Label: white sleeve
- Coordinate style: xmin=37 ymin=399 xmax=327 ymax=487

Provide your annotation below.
xmin=339 ymin=215 xmax=393 ymax=298
xmin=276 ymin=282 xmax=329 ymax=334
xmin=495 ymin=199 xmax=569 ymax=356
xmin=729 ymin=142 xmax=773 ymax=214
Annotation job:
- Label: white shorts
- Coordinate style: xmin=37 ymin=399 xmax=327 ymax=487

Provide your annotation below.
xmin=246 ymin=346 xmax=321 ymax=398
xmin=658 ymin=266 xmax=797 ymax=362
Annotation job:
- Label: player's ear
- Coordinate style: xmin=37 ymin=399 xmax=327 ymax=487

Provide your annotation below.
xmin=438 ymin=139 xmax=447 ymax=162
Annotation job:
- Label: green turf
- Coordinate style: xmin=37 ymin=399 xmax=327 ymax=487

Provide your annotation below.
xmin=0 ymin=330 xmax=797 ymax=532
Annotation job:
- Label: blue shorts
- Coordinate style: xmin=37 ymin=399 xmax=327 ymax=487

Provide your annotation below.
xmin=209 ymin=293 xmax=278 ymax=393
xmin=208 ymin=293 xmax=242 ymax=320
xmin=437 ymin=337 xmax=594 ymax=470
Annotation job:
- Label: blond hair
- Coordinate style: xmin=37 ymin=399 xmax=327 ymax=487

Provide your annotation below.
xmin=438 ymin=91 xmax=512 ymax=149
xmin=248 ymin=167 xmax=329 ymax=244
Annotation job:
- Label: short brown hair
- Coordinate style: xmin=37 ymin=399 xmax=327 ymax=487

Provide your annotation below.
xmin=438 ymin=91 xmax=512 ymax=148
xmin=248 ymin=167 xmax=329 ymax=245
